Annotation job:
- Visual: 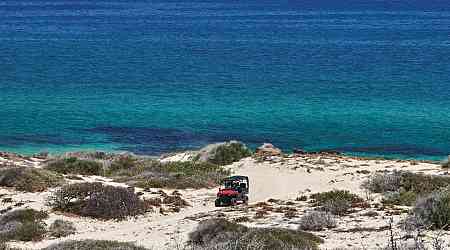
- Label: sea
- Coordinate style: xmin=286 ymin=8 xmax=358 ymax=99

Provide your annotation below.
xmin=1 ymin=0 xmax=450 ymax=160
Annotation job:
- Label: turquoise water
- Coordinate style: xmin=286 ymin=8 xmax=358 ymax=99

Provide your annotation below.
xmin=1 ymin=0 xmax=450 ymax=159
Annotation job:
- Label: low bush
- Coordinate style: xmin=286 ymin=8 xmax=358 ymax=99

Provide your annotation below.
xmin=363 ymin=171 xmax=450 ymax=206
xmin=45 ymin=158 xmax=103 ymax=176
xmin=189 ymin=218 xmax=323 ymax=250
xmin=409 ymin=189 xmax=450 ymax=230
xmin=400 ymin=172 xmax=450 ymax=195
xmin=42 ymin=240 xmax=150 ymax=250
xmin=0 ymin=209 xmax=48 ymax=241
xmin=298 ymin=211 xmax=336 ymax=231
xmin=47 ymin=182 xmax=149 ymax=220
xmin=381 ymin=191 xmax=417 ymax=206
xmin=48 ymin=219 xmax=76 ymax=238
xmin=0 ymin=167 xmax=63 ymax=192
xmin=361 ymin=171 xmax=401 ymax=193
xmin=198 ymin=141 xmax=252 ymax=166
xmin=310 ymin=190 xmax=364 ymax=215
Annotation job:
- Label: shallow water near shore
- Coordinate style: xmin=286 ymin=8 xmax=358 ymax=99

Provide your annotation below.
xmin=1 ymin=0 xmax=450 ymax=160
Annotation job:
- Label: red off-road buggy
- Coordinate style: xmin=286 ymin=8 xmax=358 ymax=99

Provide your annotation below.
xmin=215 ymin=175 xmax=249 ymax=207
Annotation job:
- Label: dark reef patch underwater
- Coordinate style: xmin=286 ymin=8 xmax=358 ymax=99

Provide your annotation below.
xmin=1 ymin=0 xmax=450 ymax=160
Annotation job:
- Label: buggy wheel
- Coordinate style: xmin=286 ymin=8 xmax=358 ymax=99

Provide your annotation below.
xmin=230 ymin=198 xmax=237 ymax=206
xmin=244 ymin=196 xmax=249 ymax=205
xmin=215 ymin=199 xmax=221 ymax=207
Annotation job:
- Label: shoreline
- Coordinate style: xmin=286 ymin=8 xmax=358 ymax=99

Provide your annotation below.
xmin=0 ymin=148 xmax=444 ymax=165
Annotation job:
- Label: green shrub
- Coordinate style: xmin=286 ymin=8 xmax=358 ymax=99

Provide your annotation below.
xmin=45 ymin=158 xmax=103 ymax=176
xmin=410 ymin=189 xmax=450 ymax=230
xmin=202 ymin=142 xmax=252 ymax=166
xmin=0 ymin=167 xmax=63 ymax=192
xmin=382 ymin=191 xmax=417 ymax=206
xmin=48 ymin=219 xmax=76 ymax=238
xmin=0 ymin=209 xmax=48 ymax=241
xmin=47 ymin=182 xmax=149 ymax=220
xmin=400 ymin=172 xmax=450 ymax=195
xmin=189 ymin=218 xmax=323 ymax=250
xmin=310 ymin=190 xmax=364 ymax=215
xmin=42 ymin=240 xmax=150 ymax=250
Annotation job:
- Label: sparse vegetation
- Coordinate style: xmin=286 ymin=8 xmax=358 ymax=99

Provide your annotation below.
xmin=189 ymin=218 xmax=323 ymax=250
xmin=47 ymin=182 xmax=149 ymax=220
xmin=299 ymin=211 xmax=336 ymax=231
xmin=44 ymin=154 xmax=230 ymax=190
xmin=363 ymin=171 xmax=450 ymax=206
xmin=45 ymin=157 xmax=103 ymax=176
xmin=48 ymin=219 xmax=76 ymax=238
xmin=105 ymin=156 xmax=143 ymax=176
xmin=42 ymin=240 xmax=150 ymax=250
xmin=310 ymin=190 xmax=365 ymax=215
xmin=0 ymin=209 xmax=48 ymax=241
xmin=0 ymin=167 xmax=63 ymax=192
xmin=117 ymin=160 xmax=230 ymax=189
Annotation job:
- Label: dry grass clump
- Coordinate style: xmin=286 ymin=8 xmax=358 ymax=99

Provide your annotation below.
xmin=42 ymin=240 xmax=150 ymax=250
xmin=298 ymin=211 xmax=336 ymax=231
xmin=0 ymin=209 xmax=48 ymax=241
xmin=363 ymin=171 xmax=450 ymax=206
xmin=0 ymin=167 xmax=63 ymax=192
xmin=45 ymin=157 xmax=103 ymax=176
xmin=48 ymin=219 xmax=76 ymax=238
xmin=310 ymin=190 xmax=365 ymax=215
xmin=145 ymin=197 xmax=162 ymax=207
xmin=189 ymin=218 xmax=323 ymax=250
xmin=162 ymin=195 xmax=190 ymax=207
xmin=47 ymin=182 xmax=150 ymax=220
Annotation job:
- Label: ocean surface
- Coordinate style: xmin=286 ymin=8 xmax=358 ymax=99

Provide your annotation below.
xmin=1 ymin=0 xmax=450 ymax=160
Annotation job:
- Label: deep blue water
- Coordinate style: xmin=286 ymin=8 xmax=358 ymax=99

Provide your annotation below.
xmin=1 ymin=0 xmax=450 ymax=160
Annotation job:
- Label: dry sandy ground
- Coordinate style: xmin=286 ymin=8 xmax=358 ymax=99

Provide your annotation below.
xmin=1 ymin=152 xmax=450 ymax=249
